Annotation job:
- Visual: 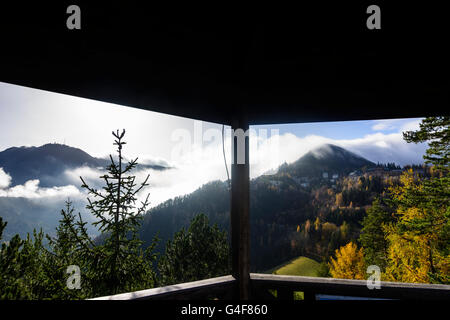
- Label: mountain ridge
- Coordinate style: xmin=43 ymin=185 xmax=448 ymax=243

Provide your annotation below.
xmin=0 ymin=143 xmax=169 ymax=187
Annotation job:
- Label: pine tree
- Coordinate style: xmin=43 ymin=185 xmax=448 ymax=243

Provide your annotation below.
xmin=0 ymin=222 xmax=55 ymax=299
xmin=359 ymin=198 xmax=394 ymax=271
xmin=403 ymin=116 xmax=450 ymax=218
xmin=2 ymin=129 xmax=161 ymax=299
xmin=403 ymin=116 xmax=450 ymax=171
xmin=78 ymin=129 xmax=158 ymax=295
xmin=158 ymin=213 xmax=230 ymax=286
xmin=45 ymin=200 xmax=94 ymax=299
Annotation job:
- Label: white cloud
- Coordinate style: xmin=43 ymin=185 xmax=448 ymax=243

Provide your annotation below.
xmin=0 ymin=179 xmax=81 ymax=199
xmin=371 ymin=119 xmax=402 ymax=131
xmin=337 ymin=132 xmax=426 ymax=165
xmin=372 ymin=123 xmax=393 ymax=131
xmin=400 ymin=119 xmax=422 ymax=132
xmin=63 ymin=166 xmax=104 ymax=186
xmin=371 ymin=118 xmax=423 ymax=133
xmin=375 ymin=140 xmax=389 ymax=148
xmin=0 ymin=168 xmax=12 ymax=189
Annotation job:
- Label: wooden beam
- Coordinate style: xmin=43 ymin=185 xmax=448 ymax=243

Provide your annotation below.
xmin=230 ymin=113 xmax=250 ymax=299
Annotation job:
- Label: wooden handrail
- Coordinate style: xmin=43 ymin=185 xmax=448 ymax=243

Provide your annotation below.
xmin=250 ymin=273 xmax=450 ymax=300
xmin=89 ymin=275 xmax=236 ymax=300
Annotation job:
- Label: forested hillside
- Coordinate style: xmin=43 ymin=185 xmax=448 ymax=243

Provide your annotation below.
xmin=139 ymin=144 xmax=425 ymax=271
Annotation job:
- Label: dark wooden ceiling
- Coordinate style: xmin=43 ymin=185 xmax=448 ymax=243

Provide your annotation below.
xmin=0 ymin=3 xmax=448 ymax=125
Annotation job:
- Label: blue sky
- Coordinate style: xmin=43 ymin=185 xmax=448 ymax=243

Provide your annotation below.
xmin=254 ymin=118 xmax=421 ymax=141
xmin=0 ymin=81 xmax=428 ymax=206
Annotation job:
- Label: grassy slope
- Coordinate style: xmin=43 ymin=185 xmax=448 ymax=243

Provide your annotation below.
xmin=267 ymin=256 xmax=321 ymax=277
xmin=267 ymin=256 xmax=321 ymax=300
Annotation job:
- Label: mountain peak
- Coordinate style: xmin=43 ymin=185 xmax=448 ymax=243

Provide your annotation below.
xmin=0 ymin=143 xmax=104 ymax=187
xmin=284 ymin=144 xmax=375 ymax=177
xmin=309 ymin=144 xmax=365 ymax=160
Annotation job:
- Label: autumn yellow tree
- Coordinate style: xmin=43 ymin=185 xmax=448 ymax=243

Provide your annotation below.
xmin=329 ymin=242 xmax=366 ymax=280
xmin=384 ymin=223 xmax=438 ymax=283
xmin=383 ymin=170 xmax=450 ymax=283
xmin=335 ymin=192 xmax=344 ymax=207
xmin=314 ymin=217 xmax=321 ymax=232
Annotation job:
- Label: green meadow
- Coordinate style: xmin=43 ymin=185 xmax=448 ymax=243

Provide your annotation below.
xmin=267 ymin=256 xmax=321 ymax=300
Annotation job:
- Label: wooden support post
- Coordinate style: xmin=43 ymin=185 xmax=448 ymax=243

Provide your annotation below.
xmin=230 ymin=114 xmax=250 ymax=299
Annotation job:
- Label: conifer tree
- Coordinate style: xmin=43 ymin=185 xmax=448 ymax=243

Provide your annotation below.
xmin=359 ymin=198 xmax=395 ymax=271
xmin=0 ymin=220 xmax=54 ymax=299
xmin=403 ymin=116 xmax=450 ymax=171
xmin=78 ymin=129 xmax=158 ymax=295
xmin=46 ymin=200 xmax=94 ymax=299
xmin=158 ymin=213 xmax=230 ymax=286
xmin=45 ymin=130 xmax=158 ymax=298
xmin=403 ymin=116 xmax=450 ymax=218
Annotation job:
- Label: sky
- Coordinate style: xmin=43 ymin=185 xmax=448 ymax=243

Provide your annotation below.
xmin=0 ymin=81 xmax=428 ymax=207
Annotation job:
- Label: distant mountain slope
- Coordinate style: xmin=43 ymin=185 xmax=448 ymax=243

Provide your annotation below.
xmin=139 ymin=143 xmax=378 ymax=271
xmin=0 ymin=143 xmax=169 ymax=241
xmin=0 ymin=143 xmax=168 ymax=187
xmin=280 ymin=144 xmax=375 ymax=177
xmin=0 ymin=197 xmax=97 ymax=241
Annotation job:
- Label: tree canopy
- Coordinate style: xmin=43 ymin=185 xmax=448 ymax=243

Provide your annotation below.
xmin=158 ymin=213 xmax=230 ymax=286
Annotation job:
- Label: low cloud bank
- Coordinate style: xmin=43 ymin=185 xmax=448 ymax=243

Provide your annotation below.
xmin=0 ymin=168 xmax=82 ymax=199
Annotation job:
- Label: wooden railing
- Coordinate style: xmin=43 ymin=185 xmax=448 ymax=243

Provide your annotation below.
xmin=89 ymin=275 xmax=236 ymax=300
xmin=250 ymin=273 xmax=450 ymax=301
xmin=89 ymin=273 xmax=450 ymax=301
